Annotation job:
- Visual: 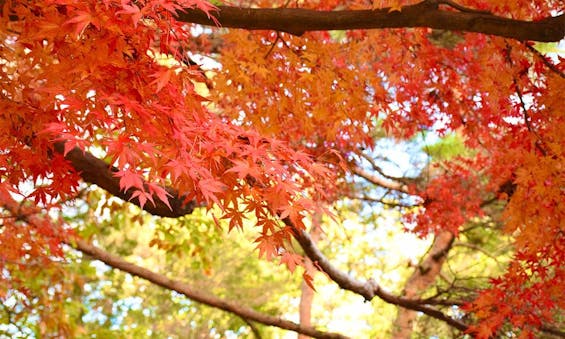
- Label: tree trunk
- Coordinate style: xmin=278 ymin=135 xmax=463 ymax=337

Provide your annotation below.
xmin=392 ymin=231 xmax=455 ymax=338
xmin=298 ymin=216 xmax=322 ymax=339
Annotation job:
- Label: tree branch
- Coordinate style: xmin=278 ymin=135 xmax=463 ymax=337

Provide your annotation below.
xmin=16 ymin=145 xmax=344 ymax=338
xmin=343 ymin=193 xmax=417 ymax=208
xmin=351 ymin=165 xmax=410 ymax=193
xmin=286 ymin=219 xmax=469 ymax=332
xmin=358 ymin=152 xmax=416 ymax=186
xmin=71 ymin=239 xmax=349 ymax=339
xmin=393 ymin=231 xmax=455 ymax=337
xmin=51 ymin=144 xmax=516 ymax=334
xmin=523 ymin=43 xmax=565 ymax=79
xmin=53 ymin=143 xmax=197 ymax=218
xmin=176 ymin=1 xmax=565 ymax=42
xmin=53 ymin=144 xmax=467 ymax=332
xmin=540 ymin=325 xmax=565 ymax=338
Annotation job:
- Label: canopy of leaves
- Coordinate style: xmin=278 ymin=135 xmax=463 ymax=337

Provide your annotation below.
xmin=0 ymin=0 xmax=563 ymax=338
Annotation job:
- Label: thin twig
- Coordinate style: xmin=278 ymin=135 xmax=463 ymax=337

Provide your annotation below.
xmin=523 ymin=43 xmax=565 ymax=79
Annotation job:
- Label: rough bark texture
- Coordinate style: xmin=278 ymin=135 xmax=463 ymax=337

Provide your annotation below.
xmin=177 ymin=1 xmax=565 ymax=42
xmin=392 ymin=231 xmax=455 ymax=338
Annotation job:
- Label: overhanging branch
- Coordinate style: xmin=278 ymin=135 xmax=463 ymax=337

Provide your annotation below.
xmin=73 ymin=239 xmax=348 ymax=339
xmin=351 ymin=165 xmax=410 ymax=193
xmin=0 ymin=191 xmax=348 ymax=339
xmin=177 ymin=1 xmax=565 ymax=42
xmin=54 ymin=143 xmax=473 ymax=332
xmin=51 ymin=144 xmax=351 ymax=337
xmin=286 ymin=218 xmax=469 ymax=332
xmin=0 ymin=190 xmax=347 ymax=339
xmin=54 ymin=143 xmax=197 ymax=218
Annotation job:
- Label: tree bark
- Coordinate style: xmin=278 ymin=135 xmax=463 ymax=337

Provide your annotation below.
xmin=287 ymin=219 xmax=469 ymax=332
xmin=176 ymin=1 xmax=565 ymax=42
xmin=298 ymin=216 xmax=322 ymax=339
xmin=392 ymin=231 xmax=455 ymax=338
xmin=53 ymin=143 xmax=197 ymax=218
xmin=1 ymin=1 xmax=563 ymax=41
xmin=73 ymin=239 xmax=348 ymax=339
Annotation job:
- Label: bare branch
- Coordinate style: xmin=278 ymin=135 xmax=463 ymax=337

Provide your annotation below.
xmin=176 ymin=1 xmax=565 ymax=42
xmin=351 ymin=165 xmax=410 ymax=193
xmin=343 ymin=193 xmax=417 ymax=208
xmin=72 ymin=239 xmax=350 ymax=339
xmin=286 ymin=219 xmax=469 ymax=332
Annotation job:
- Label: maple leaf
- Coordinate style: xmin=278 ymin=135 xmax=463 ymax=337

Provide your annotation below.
xmin=147 ymin=182 xmax=172 ymax=210
xmin=255 ymin=235 xmax=278 ymax=261
xmin=302 ymin=272 xmax=316 ymax=292
xmin=2 ymin=0 xmax=564 ymax=335
xmin=116 ymin=3 xmax=144 ymax=25
xmin=280 ymin=252 xmax=303 ymax=273
xmin=64 ymin=10 xmax=98 ymax=37
xmin=114 ymin=169 xmax=144 ymax=192
xmin=225 ymin=159 xmax=261 ymax=180
xmin=198 ymin=178 xmax=226 ymax=205
xmin=150 ymin=68 xmax=175 ymax=93
xmin=175 ymin=0 xmax=218 ymax=22
xmin=130 ymin=189 xmax=153 ymax=209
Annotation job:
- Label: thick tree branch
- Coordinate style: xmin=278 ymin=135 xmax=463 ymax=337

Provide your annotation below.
xmin=72 ymin=239 xmax=348 ymax=339
xmin=177 ymin=1 xmax=565 ymax=42
xmin=53 ymin=143 xmax=197 ymax=218
xmin=287 ymin=219 xmax=469 ymax=332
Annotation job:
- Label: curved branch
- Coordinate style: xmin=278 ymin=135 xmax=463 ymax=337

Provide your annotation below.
xmin=72 ymin=239 xmax=348 ymax=339
xmin=8 ymin=148 xmax=343 ymax=338
xmin=53 ymin=143 xmax=197 ymax=218
xmin=351 ymin=165 xmax=410 ymax=193
xmin=358 ymin=152 xmax=416 ymax=186
xmin=177 ymin=1 xmax=565 ymax=42
xmin=50 ymin=144 xmax=528 ymax=334
xmin=287 ymin=219 xmax=469 ymax=332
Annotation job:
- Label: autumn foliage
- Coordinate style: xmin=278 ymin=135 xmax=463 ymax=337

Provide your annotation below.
xmin=0 ymin=0 xmax=563 ymax=337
